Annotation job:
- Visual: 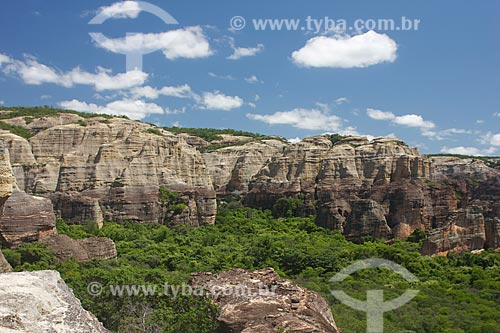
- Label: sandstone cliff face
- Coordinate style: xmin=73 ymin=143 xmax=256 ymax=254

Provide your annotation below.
xmin=0 ymin=270 xmax=110 ymax=332
xmin=190 ymin=268 xmax=340 ymax=333
xmin=421 ymin=157 xmax=500 ymax=254
xmin=41 ymin=234 xmax=117 ymax=262
xmin=245 ymin=136 xmax=433 ymax=240
xmin=2 ymin=111 xmax=500 ymax=255
xmin=2 ymin=115 xmax=216 ymax=227
xmin=0 ymin=139 xmax=57 ymax=248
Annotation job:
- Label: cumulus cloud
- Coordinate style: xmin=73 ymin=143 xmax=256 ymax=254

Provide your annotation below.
xmin=440 ymin=146 xmax=497 ymax=156
xmin=2 ymin=56 xmax=147 ymax=91
xmin=291 ymin=31 xmax=397 ymax=68
xmin=366 ymin=108 xmax=435 ymax=129
xmin=244 ymin=75 xmax=262 ymax=84
xmin=91 ymin=26 xmax=212 ymax=60
xmin=367 ymin=108 xmax=395 ymax=120
xmin=131 ymin=84 xmax=196 ymax=99
xmin=199 ymin=92 xmax=243 ymax=111
xmin=227 ymin=44 xmax=264 ymax=60
xmin=491 ymin=134 xmax=500 ymax=146
xmin=96 ymin=1 xmax=141 ymax=19
xmin=58 ymin=99 xmax=165 ymax=120
xmin=0 ymin=54 xmax=11 ymax=66
xmin=288 ymin=137 xmax=302 ymax=144
xmin=247 ymin=108 xmax=343 ymax=131
xmin=393 ymin=114 xmax=435 ymax=129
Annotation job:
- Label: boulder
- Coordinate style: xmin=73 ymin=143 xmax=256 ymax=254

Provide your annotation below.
xmin=0 ymin=270 xmax=109 ymax=332
xmin=190 ymin=268 xmax=341 ymax=333
xmin=41 ymin=234 xmax=117 ymax=262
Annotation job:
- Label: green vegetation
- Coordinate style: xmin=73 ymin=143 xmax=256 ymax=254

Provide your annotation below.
xmin=146 ymin=128 xmax=164 ymax=136
xmin=329 ymin=133 xmax=344 ymax=145
xmin=0 ymin=120 xmax=32 ymax=139
xmin=0 ymin=106 xmax=127 ymax=120
xmin=163 ymin=127 xmax=267 ymax=142
xmin=5 ymin=206 xmax=500 ymax=332
xmin=272 ymin=196 xmax=305 ymax=218
xmin=159 ymin=186 xmax=187 ymax=216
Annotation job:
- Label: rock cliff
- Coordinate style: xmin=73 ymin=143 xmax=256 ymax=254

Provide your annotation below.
xmin=190 ymin=268 xmax=340 ymax=333
xmin=1 ymin=113 xmax=216 ymax=227
xmin=0 ymin=270 xmax=110 ymax=332
xmin=1 ymin=109 xmax=499 ymax=255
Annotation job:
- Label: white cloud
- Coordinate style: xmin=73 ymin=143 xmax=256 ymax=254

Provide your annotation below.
xmin=494 ymin=112 xmax=500 ymax=117
xmin=165 ymin=107 xmax=186 ymax=115
xmin=131 ymin=84 xmax=196 ymax=99
xmin=227 ymin=44 xmax=264 ymax=60
xmin=208 ymin=72 xmax=235 ymax=80
xmin=367 ymin=108 xmax=435 ymax=129
xmin=199 ymin=92 xmax=243 ymax=111
xmin=491 ymin=134 xmax=500 ymax=146
xmin=440 ymin=146 xmax=497 ymax=156
xmin=335 ymin=97 xmax=349 ymax=105
xmin=0 ymin=100 xmax=4 ymax=105
xmin=393 ymin=114 xmax=435 ymax=129
xmin=96 ymin=1 xmax=141 ymax=19
xmin=288 ymin=137 xmax=302 ymax=144
xmin=3 ymin=56 xmax=147 ymax=91
xmin=91 ymin=26 xmax=212 ymax=60
xmin=58 ymin=99 xmax=164 ymax=120
xmin=291 ymin=31 xmax=397 ymax=68
xmin=244 ymin=75 xmax=262 ymax=84
xmin=248 ymin=102 xmax=256 ymax=108
xmin=171 ymin=121 xmax=181 ymax=127
xmin=0 ymin=54 xmax=11 ymax=66
xmin=367 ymin=108 xmax=395 ymax=120
xmin=476 ymin=119 xmax=484 ymax=124
xmin=254 ymin=94 xmax=261 ymax=101
xmin=247 ymin=108 xmax=343 ymax=131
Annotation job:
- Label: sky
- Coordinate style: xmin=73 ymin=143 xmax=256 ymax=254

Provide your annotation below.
xmin=0 ymin=0 xmax=499 ymax=155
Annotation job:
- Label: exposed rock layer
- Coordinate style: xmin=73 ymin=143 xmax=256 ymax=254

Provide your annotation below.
xmin=41 ymin=234 xmax=117 ymax=262
xmin=2 ymin=111 xmax=499 ymax=255
xmin=0 ymin=270 xmax=110 ymax=332
xmin=190 ymin=268 xmax=340 ymax=333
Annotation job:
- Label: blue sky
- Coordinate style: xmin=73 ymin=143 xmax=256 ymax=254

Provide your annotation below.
xmin=0 ymin=0 xmax=499 ymax=155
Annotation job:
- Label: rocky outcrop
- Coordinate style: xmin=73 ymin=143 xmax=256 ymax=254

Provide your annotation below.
xmin=3 ymin=117 xmax=216 ymax=227
xmin=245 ymin=136 xmax=432 ymax=239
xmin=0 ymin=270 xmax=110 ymax=332
xmin=203 ymin=139 xmax=287 ymax=194
xmin=41 ymin=234 xmax=117 ymax=262
xmin=421 ymin=156 xmax=500 ymax=254
xmin=190 ymin=268 xmax=340 ymax=333
xmin=2 ymin=110 xmax=500 ymax=255
xmin=0 ymin=141 xmax=14 ymax=209
xmin=0 ymin=191 xmax=57 ymax=248
xmin=0 ymin=249 xmax=11 ymax=273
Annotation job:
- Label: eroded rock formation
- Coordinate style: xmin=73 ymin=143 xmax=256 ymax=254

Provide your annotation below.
xmin=1 ymin=114 xmax=216 ymax=227
xmin=1 ymin=110 xmax=499 ymax=255
xmin=0 ymin=270 xmax=110 ymax=332
xmin=41 ymin=234 xmax=117 ymax=262
xmin=190 ymin=267 xmax=340 ymax=333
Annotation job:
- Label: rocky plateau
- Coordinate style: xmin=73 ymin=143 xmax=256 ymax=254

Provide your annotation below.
xmin=0 ymin=110 xmax=499 ymax=256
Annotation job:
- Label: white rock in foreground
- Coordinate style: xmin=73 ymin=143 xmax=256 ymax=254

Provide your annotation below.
xmin=0 ymin=270 xmax=109 ymax=332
